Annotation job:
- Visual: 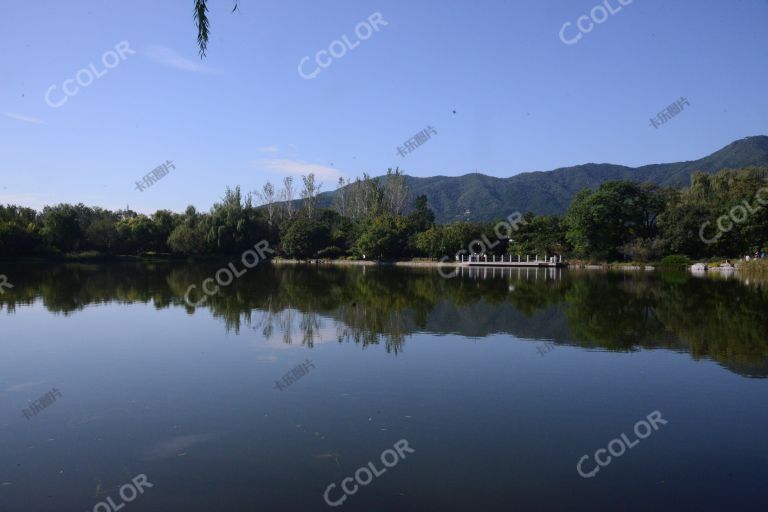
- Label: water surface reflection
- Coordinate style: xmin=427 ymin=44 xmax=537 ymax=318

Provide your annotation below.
xmin=2 ymin=262 xmax=766 ymax=377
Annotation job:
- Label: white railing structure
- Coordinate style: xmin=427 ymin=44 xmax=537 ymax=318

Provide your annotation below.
xmin=459 ymin=254 xmax=564 ymax=265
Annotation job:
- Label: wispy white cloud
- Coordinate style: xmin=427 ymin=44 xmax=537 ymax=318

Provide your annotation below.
xmin=144 ymin=45 xmax=216 ymax=73
xmin=3 ymin=112 xmax=45 ymax=124
xmin=255 ymin=145 xmax=280 ymax=153
xmin=252 ymin=158 xmax=344 ymax=182
xmin=6 ymin=381 xmax=46 ymax=392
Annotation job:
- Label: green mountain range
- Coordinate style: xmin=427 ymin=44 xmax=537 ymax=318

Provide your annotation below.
xmin=313 ymin=135 xmax=768 ymax=222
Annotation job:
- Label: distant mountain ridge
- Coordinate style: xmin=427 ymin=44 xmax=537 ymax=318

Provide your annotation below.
xmin=313 ymin=136 xmax=768 ymax=222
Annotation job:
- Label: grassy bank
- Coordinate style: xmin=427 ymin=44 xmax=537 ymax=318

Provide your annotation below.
xmin=737 ymin=259 xmax=768 ymax=277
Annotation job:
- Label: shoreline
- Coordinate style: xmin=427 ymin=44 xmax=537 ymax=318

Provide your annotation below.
xmin=3 ymin=255 xmax=766 ymax=275
xmin=270 ymin=259 xmax=656 ymax=271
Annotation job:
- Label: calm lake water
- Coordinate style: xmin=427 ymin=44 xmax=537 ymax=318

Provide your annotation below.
xmin=1 ymin=262 xmax=767 ymax=511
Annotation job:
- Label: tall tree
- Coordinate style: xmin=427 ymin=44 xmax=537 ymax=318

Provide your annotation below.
xmin=300 ymin=173 xmax=322 ymax=220
xmin=384 ymin=168 xmax=408 ymax=215
xmin=281 ymin=176 xmax=295 ymax=221
xmin=333 ymin=177 xmax=350 ymax=217
xmin=407 ymin=194 xmax=435 ymax=232
xmin=206 ymin=186 xmax=268 ymax=252
xmin=256 ymin=181 xmax=278 ymax=226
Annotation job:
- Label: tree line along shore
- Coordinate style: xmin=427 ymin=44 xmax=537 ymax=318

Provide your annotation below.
xmin=1 ymin=168 xmax=767 ymax=268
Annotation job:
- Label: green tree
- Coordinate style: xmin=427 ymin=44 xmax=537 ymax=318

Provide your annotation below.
xmin=659 ymin=169 xmax=768 ymax=258
xmin=407 ymin=194 xmax=435 ymax=232
xmin=116 ymin=215 xmax=155 ymax=254
xmin=566 ymin=182 xmax=665 ymax=260
xmin=207 ymin=186 xmax=270 ymax=253
xmin=0 ymin=205 xmax=42 ymax=255
xmin=508 ymin=214 xmax=568 ymax=257
xmin=39 ymin=204 xmax=83 ymax=253
xmin=354 ymin=216 xmax=409 ymax=260
xmin=282 ymin=219 xmax=331 ymax=259
xmin=168 ymin=206 xmax=210 ymax=255
xmin=85 ymin=217 xmax=119 ymax=253
xmin=316 ymin=209 xmax=357 ymax=255
xmin=413 ymin=226 xmax=443 ymax=258
xmin=151 ymin=210 xmax=180 ymax=253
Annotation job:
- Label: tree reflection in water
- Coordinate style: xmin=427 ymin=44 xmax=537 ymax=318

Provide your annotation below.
xmin=1 ymin=262 xmax=766 ymax=376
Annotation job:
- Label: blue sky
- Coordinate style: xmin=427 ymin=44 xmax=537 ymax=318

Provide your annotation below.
xmin=2 ymin=0 xmax=767 ymax=213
